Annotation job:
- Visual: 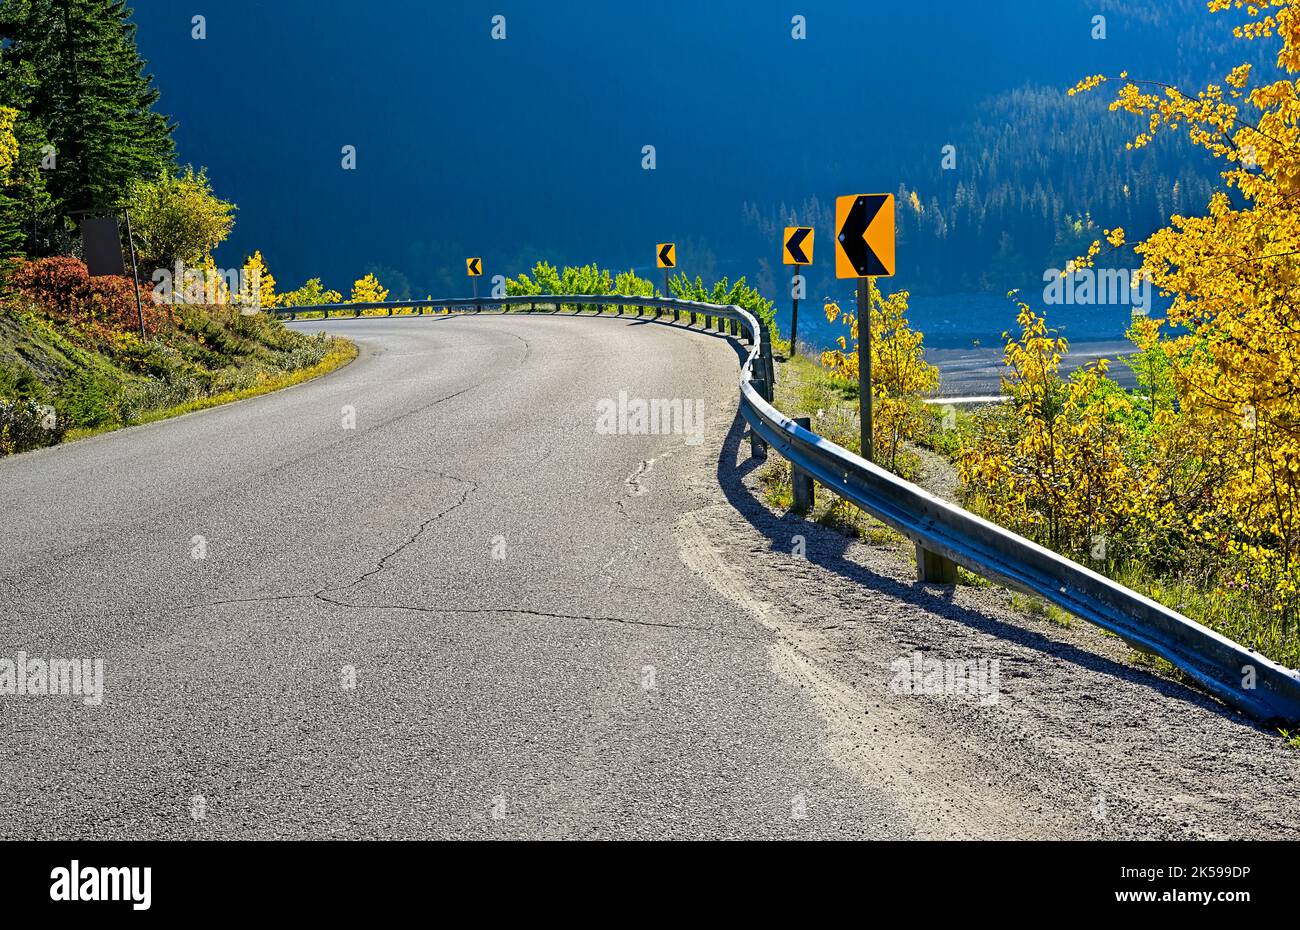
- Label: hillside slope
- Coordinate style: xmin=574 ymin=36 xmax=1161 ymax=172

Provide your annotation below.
xmin=0 ymin=259 xmax=354 ymax=454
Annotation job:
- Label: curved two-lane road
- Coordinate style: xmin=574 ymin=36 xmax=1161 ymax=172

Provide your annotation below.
xmin=3 ymin=312 xmax=1298 ymax=839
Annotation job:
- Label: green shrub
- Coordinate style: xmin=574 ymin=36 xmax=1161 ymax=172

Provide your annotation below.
xmin=668 ymin=273 xmax=777 ymax=343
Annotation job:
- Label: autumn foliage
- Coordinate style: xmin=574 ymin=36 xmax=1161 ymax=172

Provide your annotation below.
xmin=9 ymin=257 xmax=169 ymax=335
xmin=821 ymin=281 xmax=938 ymax=473
xmin=954 ymin=0 xmax=1300 ymax=662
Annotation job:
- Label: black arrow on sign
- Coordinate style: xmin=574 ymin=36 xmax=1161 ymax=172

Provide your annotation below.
xmin=468 ymin=258 xmax=481 ymax=275
xmin=658 ymin=244 xmax=675 ymax=267
xmin=785 ymin=227 xmax=811 ymax=264
xmin=837 ymin=195 xmax=888 ymax=276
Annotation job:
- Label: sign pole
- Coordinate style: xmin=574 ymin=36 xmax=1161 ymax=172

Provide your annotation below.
xmin=472 ymin=274 xmax=479 ymax=312
xmin=790 ymin=269 xmax=800 ymax=355
xmin=657 ymin=243 xmax=677 ymax=321
xmin=123 ymin=208 xmax=146 ymax=339
xmin=858 ymin=276 xmax=873 ymax=462
xmin=782 ymin=226 xmax=813 ymax=355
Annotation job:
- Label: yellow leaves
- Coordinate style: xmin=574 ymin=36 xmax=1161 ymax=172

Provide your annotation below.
xmin=349 ymin=273 xmax=388 ymax=304
xmin=820 ymin=281 xmax=938 ymax=472
xmin=240 ymin=250 xmax=279 ymax=309
xmin=1068 ymin=238 xmax=1103 ymax=274
xmin=1105 ymin=227 xmax=1126 ymax=248
xmin=1068 ymin=74 xmax=1107 ymax=96
xmin=197 ymin=253 xmax=227 ymax=304
xmin=0 ymin=106 xmax=17 ymax=185
xmin=1227 ymin=63 xmax=1253 ymax=88
xmin=959 ymin=302 xmax=1158 ymax=562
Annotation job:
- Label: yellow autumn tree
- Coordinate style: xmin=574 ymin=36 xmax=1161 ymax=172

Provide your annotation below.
xmin=0 ymin=107 xmax=22 ymax=257
xmin=239 ymin=250 xmax=279 ymax=310
xmin=0 ymin=107 xmax=18 ymax=182
xmin=958 ymin=303 xmax=1155 ymax=562
xmin=349 ymin=272 xmax=389 ymax=316
xmin=197 ymin=253 xmax=228 ymax=305
xmin=821 ymin=280 xmax=938 ymax=473
xmin=1069 ymin=0 xmax=1300 ymax=611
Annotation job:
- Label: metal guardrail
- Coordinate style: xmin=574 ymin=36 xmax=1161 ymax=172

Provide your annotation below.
xmin=277 ymin=294 xmax=1300 ymax=725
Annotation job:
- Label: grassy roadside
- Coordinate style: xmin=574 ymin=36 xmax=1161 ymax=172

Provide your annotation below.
xmin=757 ymin=351 xmax=913 ymax=548
xmin=62 ymin=338 xmax=357 ymax=444
xmin=1 ymin=289 xmax=357 ymax=456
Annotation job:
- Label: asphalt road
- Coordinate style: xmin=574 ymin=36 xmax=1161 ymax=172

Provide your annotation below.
xmin=0 ymin=313 xmax=904 ymax=839
xmin=3 ymin=311 xmax=1298 ymax=840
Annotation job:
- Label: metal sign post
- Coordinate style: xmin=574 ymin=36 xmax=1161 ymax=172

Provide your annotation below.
xmin=857 ymin=277 xmax=872 ymax=462
xmin=123 ymin=208 xmax=146 ymax=339
xmin=466 ymin=257 xmax=482 ymax=312
xmin=656 ymin=243 xmax=676 ymax=322
xmin=782 ymin=226 xmax=813 ymax=353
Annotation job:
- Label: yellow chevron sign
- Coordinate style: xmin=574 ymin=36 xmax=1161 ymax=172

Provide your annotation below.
xmin=834 ymin=194 xmax=895 ymax=278
xmin=783 ymin=226 xmax=814 ymax=265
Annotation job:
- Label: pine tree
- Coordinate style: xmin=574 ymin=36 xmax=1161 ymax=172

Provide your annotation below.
xmin=0 ymin=0 xmax=174 ymax=218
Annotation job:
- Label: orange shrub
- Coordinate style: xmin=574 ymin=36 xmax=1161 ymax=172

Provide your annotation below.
xmin=9 ymin=257 xmax=169 ymax=335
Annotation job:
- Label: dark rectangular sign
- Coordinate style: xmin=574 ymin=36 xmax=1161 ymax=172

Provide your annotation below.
xmin=82 ymin=217 xmax=125 ymax=277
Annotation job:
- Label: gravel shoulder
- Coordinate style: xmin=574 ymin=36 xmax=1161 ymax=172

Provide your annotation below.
xmin=668 ymin=351 xmax=1300 ymax=840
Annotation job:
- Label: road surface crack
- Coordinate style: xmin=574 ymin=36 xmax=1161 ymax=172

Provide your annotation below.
xmin=310 ymin=593 xmax=739 ymax=636
xmin=188 ymin=591 xmax=757 ymax=641
xmin=319 ymin=469 xmax=478 ymax=599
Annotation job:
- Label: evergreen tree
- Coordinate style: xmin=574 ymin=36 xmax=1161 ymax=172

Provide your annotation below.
xmin=0 ymin=0 xmax=174 ymax=219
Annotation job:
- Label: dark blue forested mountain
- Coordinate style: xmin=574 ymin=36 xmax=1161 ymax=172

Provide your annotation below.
xmin=126 ymin=0 xmax=1266 ymax=343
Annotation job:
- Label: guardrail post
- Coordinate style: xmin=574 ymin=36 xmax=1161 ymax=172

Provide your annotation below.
xmin=750 ymin=413 xmax=768 ymax=459
xmin=916 ymin=543 xmax=959 ymax=585
xmin=760 ymin=335 xmax=776 ymax=401
xmin=791 ymin=417 xmax=815 ymax=514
